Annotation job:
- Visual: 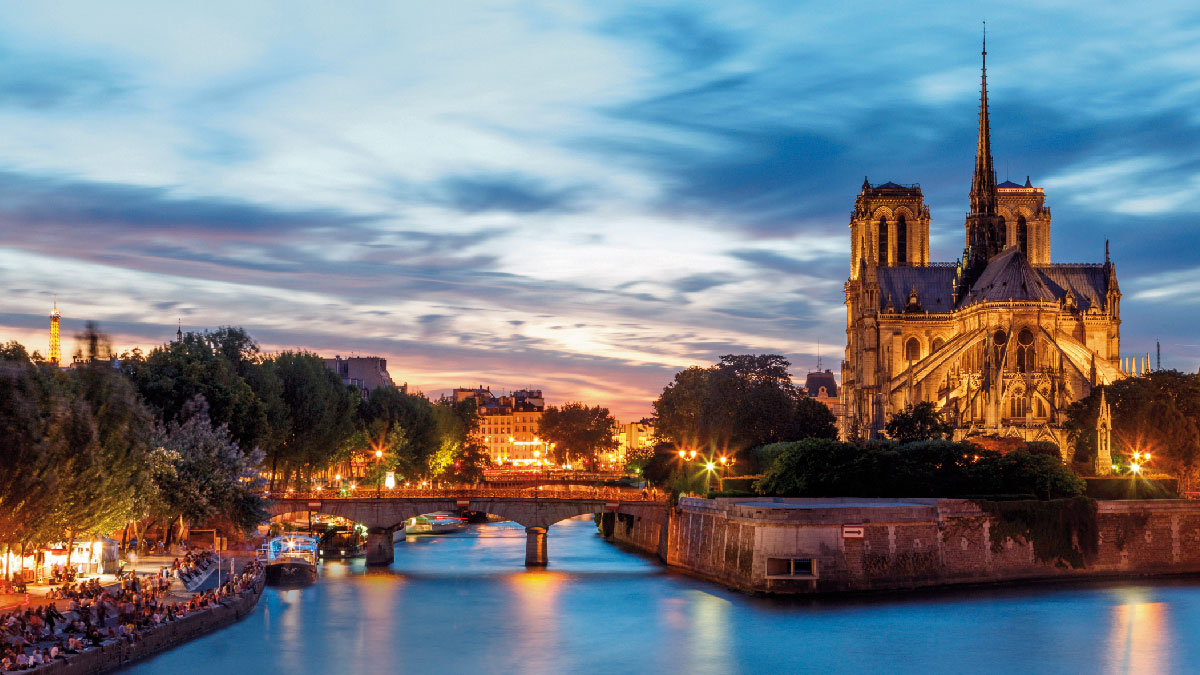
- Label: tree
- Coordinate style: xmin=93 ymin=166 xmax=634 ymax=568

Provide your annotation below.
xmin=153 ymin=396 xmax=265 ymax=542
xmin=429 ymin=397 xmax=487 ymax=482
xmin=753 ymin=438 xmax=1084 ymax=499
xmin=538 ymin=402 xmax=618 ymax=471
xmin=267 ymin=351 xmax=358 ymax=489
xmin=0 ymin=359 xmax=69 ymax=574
xmin=1064 ymin=371 xmax=1200 ymax=486
xmin=885 ymin=402 xmax=954 ymax=443
xmin=53 ymin=324 xmax=156 ymax=564
xmin=654 ymin=354 xmax=835 ymax=458
xmin=122 ymin=330 xmax=267 ymax=451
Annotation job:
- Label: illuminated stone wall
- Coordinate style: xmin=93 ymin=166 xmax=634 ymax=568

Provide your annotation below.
xmin=615 ymin=498 xmax=1200 ymax=594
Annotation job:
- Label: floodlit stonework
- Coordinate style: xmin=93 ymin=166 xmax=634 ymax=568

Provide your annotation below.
xmin=841 ymin=45 xmax=1132 ymax=455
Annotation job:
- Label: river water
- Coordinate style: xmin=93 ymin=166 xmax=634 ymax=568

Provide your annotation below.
xmin=122 ymin=515 xmax=1200 ymax=674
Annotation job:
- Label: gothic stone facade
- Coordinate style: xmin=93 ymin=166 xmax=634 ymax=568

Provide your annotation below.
xmin=840 ymin=47 xmax=1125 ymax=455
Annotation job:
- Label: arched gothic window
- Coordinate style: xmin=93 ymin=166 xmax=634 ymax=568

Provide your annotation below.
xmin=1016 ymin=328 xmax=1035 ymax=373
xmin=1010 ymin=395 xmax=1026 ymax=418
xmin=1017 ymin=215 xmax=1028 ymax=255
xmin=931 ymin=337 xmax=945 ymax=353
xmin=905 ymin=337 xmax=920 ymax=362
xmin=991 ymin=329 xmax=1007 ymax=366
xmin=877 ymin=216 xmax=889 ymax=264
xmin=896 ymin=215 xmax=907 ymax=264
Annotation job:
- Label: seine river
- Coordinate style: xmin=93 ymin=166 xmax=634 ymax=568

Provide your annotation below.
xmin=123 ymin=515 xmax=1200 ymax=674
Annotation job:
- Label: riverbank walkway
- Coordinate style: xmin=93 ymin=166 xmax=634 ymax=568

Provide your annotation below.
xmin=0 ymin=553 xmax=262 ymax=672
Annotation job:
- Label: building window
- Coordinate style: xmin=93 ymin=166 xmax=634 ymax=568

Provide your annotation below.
xmin=896 ymin=215 xmax=907 ymax=264
xmin=1017 ymin=215 xmax=1028 ymax=255
xmin=1016 ymin=328 xmax=1035 ymax=373
xmin=905 ymin=337 xmax=920 ymax=362
xmin=877 ymin=216 xmax=888 ymax=264
xmin=992 ymin=329 xmax=1007 ymax=366
xmin=766 ymin=557 xmax=817 ymax=578
xmin=1010 ymin=396 xmax=1026 ymax=418
xmin=931 ymin=337 xmax=945 ymax=353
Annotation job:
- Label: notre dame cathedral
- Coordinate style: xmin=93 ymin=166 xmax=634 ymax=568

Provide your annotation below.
xmin=840 ymin=44 xmax=1134 ymax=459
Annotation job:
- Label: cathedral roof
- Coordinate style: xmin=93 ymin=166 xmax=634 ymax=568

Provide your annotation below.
xmin=873 ymin=256 xmax=1111 ymax=314
xmin=997 ymin=179 xmax=1023 ymax=188
xmin=959 ymin=246 xmax=1057 ymax=307
xmin=876 ymin=265 xmax=957 ymax=312
xmin=1037 ymin=264 xmax=1108 ymax=312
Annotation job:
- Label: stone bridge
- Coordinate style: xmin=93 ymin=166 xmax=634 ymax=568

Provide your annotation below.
xmin=266 ymin=489 xmax=668 ymax=566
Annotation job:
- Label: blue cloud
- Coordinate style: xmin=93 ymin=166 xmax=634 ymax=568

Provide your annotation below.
xmin=433 ymin=173 xmax=584 ymax=214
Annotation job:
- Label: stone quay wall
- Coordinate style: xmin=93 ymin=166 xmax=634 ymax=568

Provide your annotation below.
xmin=606 ymin=497 xmax=1200 ymax=594
xmin=31 ymin=572 xmax=265 ymax=674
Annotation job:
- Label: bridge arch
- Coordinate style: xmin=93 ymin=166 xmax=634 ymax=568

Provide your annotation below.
xmin=264 ymin=494 xmax=667 ymax=567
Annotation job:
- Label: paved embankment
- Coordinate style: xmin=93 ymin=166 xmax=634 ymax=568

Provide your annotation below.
xmin=19 ymin=568 xmax=265 ymax=674
xmin=606 ymin=497 xmax=1200 ymax=594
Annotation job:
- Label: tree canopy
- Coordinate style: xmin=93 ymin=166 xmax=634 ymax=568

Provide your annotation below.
xmin=538 ymin=402 xmax=618 ymax=471
xmin=886 ymin=402 xmax=954 ymax=443
xmin=754 ymin=438 xmax=1084 ymax=500
xmin=653 ymin=354 xmax=836 ymax=456
xmin=1064 ymin=370 xmax=1200 ymax=485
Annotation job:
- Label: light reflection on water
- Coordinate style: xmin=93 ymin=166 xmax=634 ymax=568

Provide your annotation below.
xmin=122 ymin=516 xmax=1200 ymax=675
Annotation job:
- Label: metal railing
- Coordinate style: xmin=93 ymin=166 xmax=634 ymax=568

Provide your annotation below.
xmin=263 ymin=487 xmax=667 ymax=503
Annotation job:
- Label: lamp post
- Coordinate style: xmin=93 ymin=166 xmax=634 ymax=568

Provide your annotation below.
xmin=375 ymin=449 xmax=384 ymax=498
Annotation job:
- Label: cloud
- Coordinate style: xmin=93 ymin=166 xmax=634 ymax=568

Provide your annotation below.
xmin=3 ymin=1 xmax=1200 ymax=416
xmin=432 ymin=172 xmax=585 ymax=214
xmin=0 ymin=49 xmax=127 ymax=110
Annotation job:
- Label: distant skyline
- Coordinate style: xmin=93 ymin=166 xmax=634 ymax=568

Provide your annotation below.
xmin=2 ymin=2 xmax=1199 ymax=420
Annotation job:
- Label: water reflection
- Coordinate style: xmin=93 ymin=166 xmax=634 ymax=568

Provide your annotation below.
xmin=509 ymin=571 xmax=564 ymax=673
xmin=1107 ymin=588 xmax=1171 ymax=675
xmin=686 ymin=590 xmax=734 ymax=675
xmin=123 ymin=518 xmax=1200 ymax=675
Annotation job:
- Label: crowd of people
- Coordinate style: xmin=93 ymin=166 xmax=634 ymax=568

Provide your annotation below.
xmin=0 ymin=555 xmax=262 ymax=672
xmin=171 ymin=551 xmax=216 ymax=586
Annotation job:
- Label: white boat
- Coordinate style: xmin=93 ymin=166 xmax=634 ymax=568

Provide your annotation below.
xmin=262 ymin=534 xmax=319 ymax=585
xmin=405 ymin=512 xmax=468 ymax=535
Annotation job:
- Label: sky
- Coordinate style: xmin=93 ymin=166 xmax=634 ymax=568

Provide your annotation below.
xmin=1 ymin=1 xmax=1199 ymax=421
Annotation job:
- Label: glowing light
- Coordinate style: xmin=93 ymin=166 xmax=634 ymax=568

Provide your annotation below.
xmin=375 ymin=450 xmax=383 ymax=458
xmin=706 ymin=461 xmax=715 ymax=471
xmin=678 ymin=450 xmax=686 ymax=458
xmin=335 ymin=474 xmax=342 ymax=481
xmin=533 ymin=450 xmax=540 ymax=458
xmin=1131 ymin=463 xmax=1142 ymax=474
xmin=385 ymin=472 xmax=395 ymax=489
xmin=350 ymin=483 xmax=357 ymax=490
xmin=1145 ymin=453 xmax=1152 ymax=462
xmin=719 ymin=456 xmax=727 ymax=465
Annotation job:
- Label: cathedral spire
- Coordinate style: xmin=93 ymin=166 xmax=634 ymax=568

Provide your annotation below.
xmin=970 ymin=23 xmax=997 ymax=217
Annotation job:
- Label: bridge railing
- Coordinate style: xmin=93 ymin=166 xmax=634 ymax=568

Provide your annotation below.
xmin=263 ymin=487 xmax=667 ymax=503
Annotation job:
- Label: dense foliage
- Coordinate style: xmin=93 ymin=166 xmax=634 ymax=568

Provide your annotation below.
xmin=653 ymin=354 xmax=836 ymax=457
xmin=1 ymin=323 xmax=488 ymax=565
xmin=1064 ymin=371 xmax=1200 ymax=488
xmin=538 ymin=402 xmax=618 ymax=471
xmin=754 ymin=438 xmax=1085 ymax=499
xmin=885 ymin=402 xmax=954 ymax=443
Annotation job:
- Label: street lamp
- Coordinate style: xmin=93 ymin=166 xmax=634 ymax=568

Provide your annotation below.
xmin=375 ymin=449 xmax=384 ymax=498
